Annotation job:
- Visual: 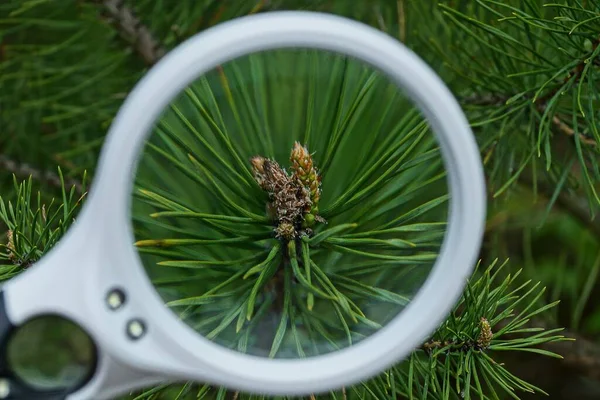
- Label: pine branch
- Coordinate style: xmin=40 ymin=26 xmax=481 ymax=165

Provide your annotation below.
xmin=94 ymin=0 xmax=166 ymax=66
xmin=550 ymin=114 xmax=597 ymax=146
xmin=461 ymin=93 xmax=509 ymax=106
xmin=0 ymin=154 xmax=84 ymax=194
xmin=498 ymin=317 xmax=600 ymax=382
xmin=532 ymin=35 xmax=600 ymax=146
xmin=387 ymin=259 xmax=569 ymax=400
xmin=462 ymin=93 xmax=597 ymax=146
xmin=537 ymin=321 xmax=600 ymax=381
xmin=0 ymin=177 xmax=86 ymax=277
xmin=536 ymin=37 xmax=600 ymax=106
xmin=518 ymin=173 xmax=600 ymax=236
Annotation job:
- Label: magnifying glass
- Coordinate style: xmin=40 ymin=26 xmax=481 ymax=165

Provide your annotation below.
xmin=0 ymin=11 xmax=485 ymax=400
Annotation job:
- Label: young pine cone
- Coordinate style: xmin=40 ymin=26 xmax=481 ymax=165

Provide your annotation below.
xmin=477 ymin=317 xmax=493 ymax=349
xmin=6 ymin=230 xmax=15 ymax=262
xmin=290 ymin=141 xmax=321 ymax=206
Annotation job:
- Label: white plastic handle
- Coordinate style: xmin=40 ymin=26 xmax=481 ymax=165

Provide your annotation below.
xmin=2 ymin=11 xmax=486 ymax=399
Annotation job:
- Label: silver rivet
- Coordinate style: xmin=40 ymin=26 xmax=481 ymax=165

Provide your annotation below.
xmin=0 ymin=378 xmax=10 ymax=399
xmin=127 ymin=319 xmax=146 ymax=340
xmin=106 ymin=288 xmax=126 ymax=310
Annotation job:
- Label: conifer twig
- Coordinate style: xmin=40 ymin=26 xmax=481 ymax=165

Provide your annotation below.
xmin=461 ymin=93 xmax=597 ymax=146
xmin=505 ymin=318 xmax=600 ymax=381
xmin=543 ymin=329 xmax=600 ymax=381
xmin=421 ymin=317 xmax=492 ymax=353
xmin=550 ymin=114 xmax=596 ymax=146
xmin=535 ymin=36 xmax=599 ymax=145
xmin=94 ymin=0 xmax=166 ymax=66
xmin=461 ymin=93 xmax=509 ymax=106
xmin=0 ymin=154 xmax=83 ymax=194
xmin=462 ymin=36 xmax=600 ymax=146
xmin=536 ymin=37 xmax=600 ymax=106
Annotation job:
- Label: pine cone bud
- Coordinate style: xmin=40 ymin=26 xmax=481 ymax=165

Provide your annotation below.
xmin=252 ymin=143 xmax=325 ymax=240
xmin=264 ymin=160 xmax=289 ymax=193
xmin=275 ymin=222 xmax=296 ymax=241
xmin=6 ymin=230 xmax=15 ymax=261
xmin=290 ymin=141 xmax=321 ymax=205
xmin=477 ymin=317 xmax=492 ymax=349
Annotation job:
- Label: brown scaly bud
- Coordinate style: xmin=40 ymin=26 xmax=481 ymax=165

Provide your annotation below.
xmin=295 ymin=180 xmax=313 ymax=213
xmin=6 ymin=230 xmax=15 ymax=262
xmin=477 ymin=317 xmax=493 ymax=349
xmin=251 ymin=156 xmax=268 ymax=190
xmin=253 ymin=159 xmax=311 ymax=241
xmin=252 ymin=144 xmax=324 ymax=241
xmin=263 ymin=160 xmax=290 ymax=194
xmin=273 ymin=183 xmax=310 ymax=226
xmin=290 ymin=141 xmax=321 ymax=205
xmin=263 ymin=161 xmax=309 ymax=223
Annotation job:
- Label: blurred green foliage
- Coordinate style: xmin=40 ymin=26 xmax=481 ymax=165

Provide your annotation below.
xmin=1 ymin=0 xmax=600 ymax=399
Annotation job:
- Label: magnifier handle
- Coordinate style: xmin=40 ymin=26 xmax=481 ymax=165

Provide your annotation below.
xmin=0 ymin=232 xmax=174 ymax=399
xmin=0 ymin=291 xmax=70 ymax=400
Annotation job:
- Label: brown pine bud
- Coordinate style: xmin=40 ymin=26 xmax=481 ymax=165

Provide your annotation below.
xmin=477 ymin=317 xmax=492 ymax=349
xmin=263 ymin=160 xmax=290 ymax=193
xmin=252 ymin=143 xmax=325 ymax=240
xmin=251 ymin=156 xmax=268 ymax=189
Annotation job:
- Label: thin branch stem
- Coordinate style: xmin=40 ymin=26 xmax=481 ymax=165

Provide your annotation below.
xmin=461 ymin=93 xmax=509 ymax=106
xmin=397 ymin=0 xmax=406 ymax=43
xmin=550 ymin=114 xmax=596 ymax=146
xmin=94 ymin=0 xmax=166 ymax=66
xmin=0 ymin=154 xmax=83 ymax=194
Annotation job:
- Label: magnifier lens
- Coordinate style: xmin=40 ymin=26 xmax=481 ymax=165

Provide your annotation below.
xmin=131 ymin=49 xmax=449 ymax=358
xmin=7 ymin=315 xmax=96 ymax=391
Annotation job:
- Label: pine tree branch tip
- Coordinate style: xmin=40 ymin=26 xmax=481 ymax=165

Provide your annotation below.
xmin=251 ymin=143 xmax=325 ymax=241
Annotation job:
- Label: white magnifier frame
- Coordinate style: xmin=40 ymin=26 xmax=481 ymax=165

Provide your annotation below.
xmin=2 ymin=11 xmax=485 ymax=400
